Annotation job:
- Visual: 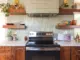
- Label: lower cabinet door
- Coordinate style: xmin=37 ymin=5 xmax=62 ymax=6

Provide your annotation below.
xmin=0 ymin=46 xmax=25 ymax=60
xmin=0 ymin=54 xmax=6 ymax=60
xmin=15 ymin=47 xmax=25 ymax=60
xmin=71 ymin=47 xmax=80 ymax=60
xmin=76 ymin=55 xmax=80 ymax=60
xmin=71 ymin=54 xmax=80 ymax=60
xmin=6 ymin=54 xmax=15 ymax=60
xmin=5 ymin=47 xmax=14 ymax=60
xmin=60 ymin=47 xmax=70 ymax=60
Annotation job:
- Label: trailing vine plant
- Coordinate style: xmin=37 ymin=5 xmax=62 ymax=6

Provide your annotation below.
xmin=0 ymin=3 xmax=10 ymax=16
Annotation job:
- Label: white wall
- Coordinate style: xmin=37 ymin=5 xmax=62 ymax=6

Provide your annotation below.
xmin=7 ymin=15 xmax=74 ymax=41
xmin=74 ymin=12 xmax=80 ymax=38
xmin=6 ymin=0 xmax=74 ymax=41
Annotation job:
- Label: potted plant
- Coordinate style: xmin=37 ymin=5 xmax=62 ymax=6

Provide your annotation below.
xmin=7 ymin=29 xmax=13 ymax=40
xmin=0 ymin=3 xmax=10 ymax=16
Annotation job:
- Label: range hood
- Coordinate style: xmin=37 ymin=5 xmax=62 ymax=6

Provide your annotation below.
xmin=26 ymin=0 xmax=59 ymax=17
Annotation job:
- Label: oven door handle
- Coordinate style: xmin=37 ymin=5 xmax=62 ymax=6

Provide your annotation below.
xmin=26 ymin=47 xmax=60 ymax=51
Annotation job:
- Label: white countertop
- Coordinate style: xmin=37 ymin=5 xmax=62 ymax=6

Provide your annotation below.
xmin=0 ymin=40 xmax=80 ymax=46
xmin=56 ymin=40 xmax=80 ymax=46
xmin=0 ymin=41 xmax=27 ymax=46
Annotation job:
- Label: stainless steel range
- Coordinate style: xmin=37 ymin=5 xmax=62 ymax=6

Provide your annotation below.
xmin=26 ymin=32 xmax=60 ymax=60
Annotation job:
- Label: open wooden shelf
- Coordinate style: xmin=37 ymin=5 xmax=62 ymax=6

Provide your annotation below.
xmin=8 ymin=5 xmax=26 ymax=15
xmin=59 ymin=8 xmax=80 ymax=15
xmin=3 ymin=25 xmax=26 ymax=29
xmin=56 ymin=25 xmax=80 ymax=29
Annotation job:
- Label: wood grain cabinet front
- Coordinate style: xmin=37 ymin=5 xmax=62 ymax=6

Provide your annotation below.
xmin=15 ymin=47 xmax=25 ymax=60
xmin=0 ymin=46 xmax=9 ymax=60
xmin=0 ymin=54 xmax=6 ymax=60
xmin=71 ymin=47 xmax=80 ymax=60
xmin=60 ymin=47 xmax=70 ymax=60
xmin=0 ymin=47 xmax=6 ymax=60
xmin=0 ymin=46 xmax=25 ymax=60
xmin=5 ymin=47 xmax=14 ymax=60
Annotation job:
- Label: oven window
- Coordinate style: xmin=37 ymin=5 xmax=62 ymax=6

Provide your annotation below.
xmin=32 ymin=56 xmax=55 ymax=60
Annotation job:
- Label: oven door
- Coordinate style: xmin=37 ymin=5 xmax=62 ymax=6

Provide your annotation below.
xmin=26 ymin=49 xmax=60 ymax=60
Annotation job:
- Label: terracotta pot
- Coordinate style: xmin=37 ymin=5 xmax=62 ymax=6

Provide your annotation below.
xmin=71 ymin=20 xmax=77 ymax=25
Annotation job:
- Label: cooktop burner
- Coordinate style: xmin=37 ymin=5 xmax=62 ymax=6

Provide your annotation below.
xmin=27 ymin=32 xmax=60 ymax=47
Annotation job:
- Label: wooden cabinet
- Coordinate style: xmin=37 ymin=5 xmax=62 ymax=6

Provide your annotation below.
xmin=0 ymin=46 xmax=25 ymax=60
xmin=0 ymin=46 xmax=80 ymax=60
xmin=0 ymin=55 xmax=6 ymax=60
xmin=0 ymin=46 xmax=12 ymax=60
xmin=5 ymin=47 xmax=13 ymax=60
xmin=15 ymin=47 xmax=25 ymax=60
xmin=71 ymin=47 xmax=80 ymax=60
xmin=6 ymin=53 xmax=14 ymax=60
xmin=0 ymin=47 xmax=6 ymax=60
xmin=60 ymin=47 xmax=71 ymax=60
